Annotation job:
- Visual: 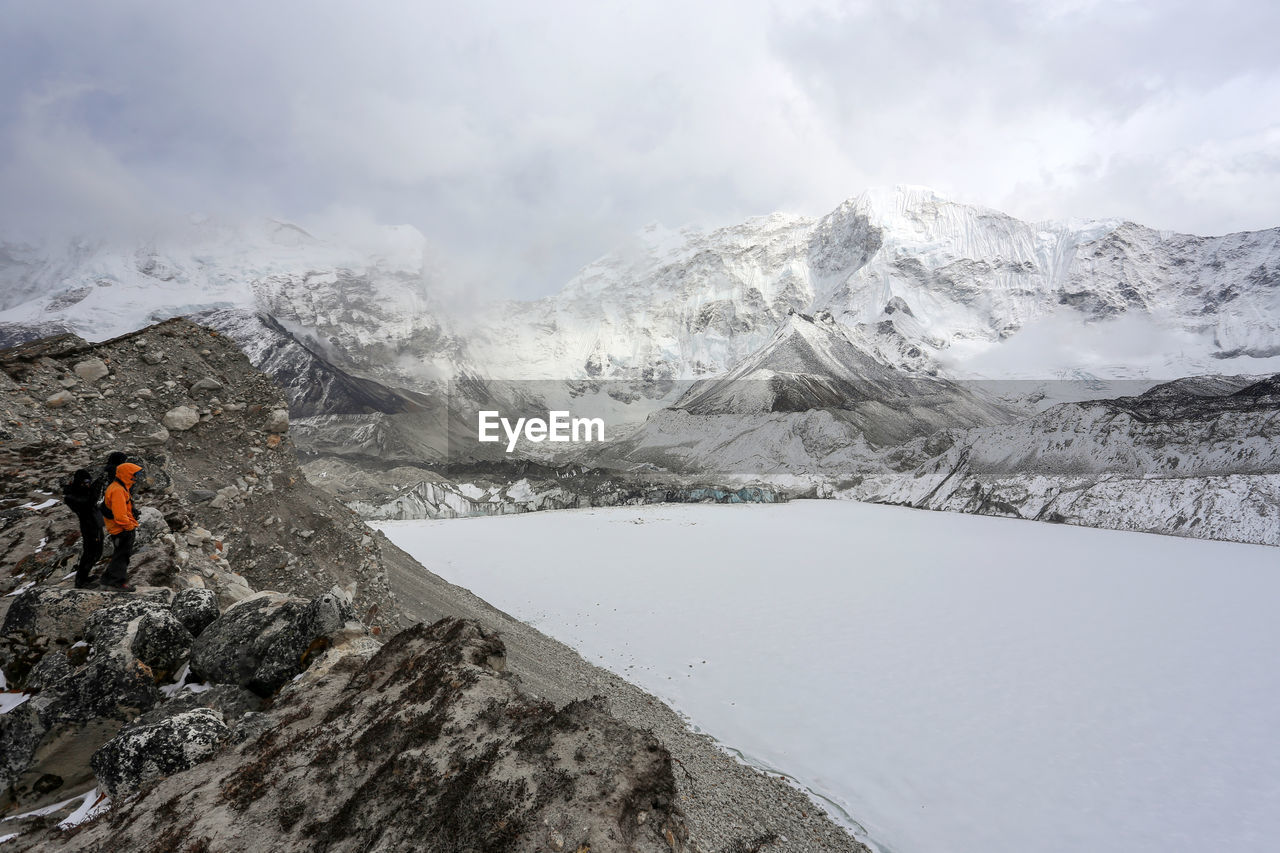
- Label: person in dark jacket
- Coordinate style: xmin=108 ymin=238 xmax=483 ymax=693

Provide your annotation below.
xmin=63 ymin=468 xmax=104 ymax=589
xmin=102 ymin=462 xmax=142 ymax=593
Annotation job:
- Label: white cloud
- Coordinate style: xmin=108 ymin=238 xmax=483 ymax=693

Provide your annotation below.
xmin=0 ymin=0 xmax=1276 ymax=294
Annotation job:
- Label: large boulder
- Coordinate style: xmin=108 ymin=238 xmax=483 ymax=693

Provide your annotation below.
xmin=129 ymin=611 xmax=193 ymax=681
xmin=85 ymin=599 xmax=194 ymax=680
xmin=189 ymin=590 xmax=359 ymax=697
xmin=135 ymin=505 xmax=170 ymax=546
xmin=0 ymin=658 xmax=159 ymax=810
xmin=0 ymin=587 xmax=169 ymax=685
xmin=91 ymin=708 xmax=230 ymax=801
xmin=170 ymin=588 xmax=219 ymax=638
xmin=2 ymin=587 xmax=151 ymax=649
xmin=302 ymin=589 xmax=359 ymax=637
xmin=263 ymin=408 xmax=289 ymax=433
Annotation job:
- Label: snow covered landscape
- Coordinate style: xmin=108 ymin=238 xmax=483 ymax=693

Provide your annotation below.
xmin=5 ymin=4 xmax=1280 ymax=851
xmin=380 ymin=502 xmax=1280 ymax=853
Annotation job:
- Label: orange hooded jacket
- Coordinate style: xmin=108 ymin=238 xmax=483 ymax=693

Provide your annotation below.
xmin=104 ymin=463 xmax=141 ymax=535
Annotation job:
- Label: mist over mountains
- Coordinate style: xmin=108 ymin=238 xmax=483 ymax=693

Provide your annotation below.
xmin=5 ymin=186 xmax=1280 ymax=384
xmin=3 ymin=185 xmax=1279 ymax=543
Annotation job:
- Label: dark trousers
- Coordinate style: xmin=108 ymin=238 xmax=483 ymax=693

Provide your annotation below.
xmin=104 ymin=529 xmax=135 ymax=585
xmin=74 ymin=511 xmax=104 ymax=585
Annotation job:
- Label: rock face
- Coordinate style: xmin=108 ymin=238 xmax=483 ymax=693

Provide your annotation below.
xmin=855 ymin=374 xmax=1280 ymax=545
xmin=91 ymin=708 xmax=230 ymax=800
xmin=50 ymin=617 xmax=690 ymax=853
xmin=169 ymin=588 xmax=219 ymax=638
xmin=189 ymin=590 xmax=359 ymax=697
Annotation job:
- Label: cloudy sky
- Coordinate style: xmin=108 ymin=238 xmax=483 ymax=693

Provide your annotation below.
xmin=2 ymin=0 xmax=1277 ymax=296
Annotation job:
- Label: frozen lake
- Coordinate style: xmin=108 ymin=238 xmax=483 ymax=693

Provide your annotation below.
xmin=377 ymin=501 xmax=1280 ymax=853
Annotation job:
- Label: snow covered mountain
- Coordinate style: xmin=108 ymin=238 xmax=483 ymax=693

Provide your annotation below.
xmin=596 ymin=310 xmax=1013 ymax=479
xmin=5 ymin=187 xmax=1280 ymax=387
xmin=3 ymin=188 xmax=1280 ymax=542
xmin=466 ymin=186 xmax=1280 ymax=382
xmin=0 ymin=217 xmax=464 ymax=384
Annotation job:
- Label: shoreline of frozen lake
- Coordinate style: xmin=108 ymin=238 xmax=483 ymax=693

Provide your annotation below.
xmin=377 ymin=500 xmax=1280 ymax=853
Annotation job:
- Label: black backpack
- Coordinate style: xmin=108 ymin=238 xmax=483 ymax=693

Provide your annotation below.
xmin=62 ymin=469 xmax=98 ymax=514
xmin=99 ymin=475 xmax=133 ymax=520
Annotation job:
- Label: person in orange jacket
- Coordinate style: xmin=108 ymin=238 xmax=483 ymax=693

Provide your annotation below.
xmin=102 ymin=462 xmax=143 ymax=592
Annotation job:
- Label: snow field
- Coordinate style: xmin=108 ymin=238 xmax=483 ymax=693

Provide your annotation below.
xmin=379 ymin=501 xmax=1280 ymax=853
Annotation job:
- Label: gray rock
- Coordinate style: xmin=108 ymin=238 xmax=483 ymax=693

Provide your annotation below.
xmin=135 ymin=505 xmax=169 ymax=545
xmin=73 ymin=358 xmax=109 ymax=383
xmin=188 ymin=489 xmax=217 ymax=503
xmin=137 ymin=425 xmax=170 ymax=446
xmin=228 ymin=711 xmax=274 ymax=744
xmin=302 ymin=589 xmax=358 ymax=637
xmin=190 ymin=377 xmax=224 ymax=394
xmin=2 ymin=586 xmax=120 ymax=644
xmin=189 ymin=592 xmax=347 ymax=697
xmin=86 ymin=599 xmax=193 ymax=680
xmin=161 ymin=405 xmax=200 ymax=431
xmin=170 ymin=588 xmax=219 ymax=638
xmin=44 ymin=389 xmax=75 ymax=408
xmin=41 ymin=660 xmax=161 ymax=725
xmin=91 ymin=708 xmax=229 ymax=800
xmin=130 ymin=610 xmax=194 ymax=680
xmin=208 ymin=485 xmax=240 ymax=509
xmin=141 ymin=350 xmax=163 ymax=365
xmin=136 ymin=684 xmax=263 ymax=727
xmin=25 ymin=649 xmax=72 ymax=692
xmin=263 ymin=408 xmax=289 ymax=433
xmin=0 ymin=659 xmax=160 ymax=809
xmin=186 ymin=526 xmax=213 ymax=545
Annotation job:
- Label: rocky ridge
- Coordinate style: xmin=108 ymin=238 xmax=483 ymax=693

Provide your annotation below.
xmin=0 ymin=318 xmax=399 ymax=619
xmin=850 ymin=373 xmax=1280 ymax=545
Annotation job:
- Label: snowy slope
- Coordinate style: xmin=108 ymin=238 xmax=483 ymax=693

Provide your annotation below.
xmin=600 ymin=310 xmax=1014 ymax=477
xmin=464 ymin=186 xmax=1280 ymax=381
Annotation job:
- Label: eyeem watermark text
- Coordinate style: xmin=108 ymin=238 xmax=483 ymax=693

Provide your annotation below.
xmin=478 ymin=411 xmax=606 ymax=453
